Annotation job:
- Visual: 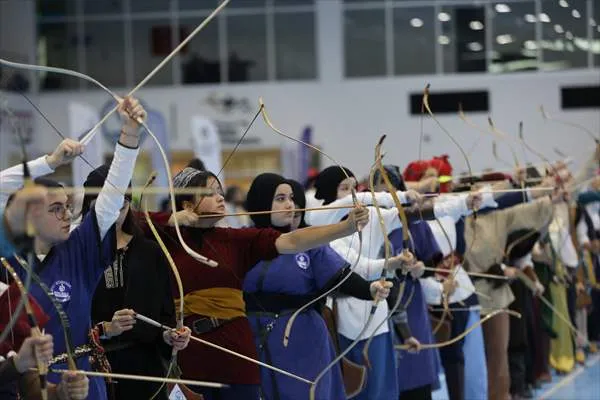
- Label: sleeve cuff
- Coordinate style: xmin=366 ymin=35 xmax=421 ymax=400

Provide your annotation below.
xmin=117 ymin=140 xmax=140 ymax=150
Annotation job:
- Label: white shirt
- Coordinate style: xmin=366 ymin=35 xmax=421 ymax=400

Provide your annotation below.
xmin=309 ymin=191 xmax=472 ymax=340
xmin=422 ymin=216 xmax=475 ymax=305
xmin=0 ymin=144 xmax=139 ymax=241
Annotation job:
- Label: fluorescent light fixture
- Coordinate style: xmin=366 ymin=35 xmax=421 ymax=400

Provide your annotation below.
xmin=539 ymin=13 xmax=550 ymax=23
xmin=438 ymin=35 xmax=450 ymax=45
xmin=554 ymin=24 xmax=564 ymax=33
xmin=469 ymin=20 xmax=484 ymax=30
xmin=565 ymin=31 xmax=574 ymax=40
xmin=495 ymin=4 xmax=511 ymax=13
xmin=566 ymin=42 xmax=575 ymax=52
xmin=496 ymin=34 xmax=514 ymax=45
xmin=524 ymin=14 xmax=537 ymax=23
xmin=591 ymin=19 xmax=597 ymax=27
xmin=559 ymin=0 xmax=569 ymax=7
xmin=410 ymin=18 xmax=424 ymax=28
xmin=524 ymin=40 xmax=538 ymax=50
xmin=438 ymin=12 xmax=451 ymax=22
xmin=467 ymin=42 xmax=483 ymax=51
xmin=572 ymin=9 xmax=581 ymax=19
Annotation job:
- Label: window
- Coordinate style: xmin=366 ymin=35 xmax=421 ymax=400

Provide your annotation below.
xmin=132 ymin=19 xmax=175 ymax=86
xmin=344 ymin=9 xmax=386 ymax=77
xmin=274 ymin=11 xmax=316 ymax=80
xmin=180 ymin=15 xmax=220 ymax=84
xmin=226 ymin=14 xmax=268 ymax=82
xmin=541 ymin=0 xmax=588 ymax=70
xmin=490 ymin=1 xmax=537 ymax=73
xmin=439 ymin=4 xmax=487 ymax=74
xmin=84 ymin=20 xmax=127 ymax=88
xmin=83 ymin=0 xmax=123 ymax=15
xmin=37 ymin=23 xmax=80 ymax=90
xmin=393 ymin=6 xmax=435 ymax=75
xmin=131 ymin=0 xmax=172 ymax=13
xmin=37 ymin=0 xmax=77 ymax=17
xmin=595 ymin=0 xmax=600 ymax=67
xmin=179 ymin=0 xmax=221 ymax=11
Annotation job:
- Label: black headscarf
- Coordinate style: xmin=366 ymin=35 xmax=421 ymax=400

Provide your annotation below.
xmin=373 ymin=164 xmax=407 ymax=191
xmin=245 ymin=173 xmax=291 ymax=232
xmin=81 ymin=165 xmax=132 ymax=218
xmin=288 ymin=179 xmax=309 ymax=229
xmin=314 ymin=166 xmax=355 ymax=205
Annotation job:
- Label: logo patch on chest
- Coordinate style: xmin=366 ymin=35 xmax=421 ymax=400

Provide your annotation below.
xmin=50 ymin=280 xmax=72 ymax=303
xmin=295 ymin=253 xmax=310 ymax=270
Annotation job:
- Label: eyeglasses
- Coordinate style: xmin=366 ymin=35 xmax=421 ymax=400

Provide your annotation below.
xmin=48 ymin=204 xmax=74 ymax=221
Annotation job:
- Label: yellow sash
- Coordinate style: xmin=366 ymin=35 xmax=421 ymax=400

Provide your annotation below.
xmin=175 ymin=288 xmax=246 ymax=319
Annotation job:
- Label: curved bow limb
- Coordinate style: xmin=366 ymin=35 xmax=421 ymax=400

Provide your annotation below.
xmin=257 ymin=99 xmax=365 ymax=347
xmin=514 ymin=269 xmax=583 ymax=340
xmin=396 ymin=309 xmax=521 ymax=350
xmin=134 ymin=313 xmax=314 ymax=385
xmin=0 ymin=103 xmax=35 ymax=346
xmin=539 ymin=105 xmax=599 ymax=143
xmin=0 ymin=258 xmax=48 ymax=400
xmin=140 ymin=173 xmax=186 ymax=399
xmin=11 ymin=255 xmax=78 ymax=371
xmin=360 ymin=135 xmax=412 ymax=367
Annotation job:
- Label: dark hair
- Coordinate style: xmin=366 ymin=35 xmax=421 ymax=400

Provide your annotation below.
xmin=225 ymin=186 xmax=241 ymax=203
xmin=186 ymin=158 xmax=206 ymax=171
xmin=173 ymin=170 xmax=222 ymax=211
xmin=6 ymin=178 xmax=64 ymax=208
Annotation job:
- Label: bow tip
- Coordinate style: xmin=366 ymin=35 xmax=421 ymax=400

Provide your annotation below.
xmin=378 ymin=134 xmax=386 ymax=145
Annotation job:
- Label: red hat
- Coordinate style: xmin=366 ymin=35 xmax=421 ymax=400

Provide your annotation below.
xmin=403 ymin=160 xmax=431 ymax=182
xmin=428 ymin=155 xmax=453 ymax=193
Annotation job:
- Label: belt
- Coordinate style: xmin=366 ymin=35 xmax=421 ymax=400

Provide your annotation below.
xmin=191 ymin=316 xmax=235 ymax=335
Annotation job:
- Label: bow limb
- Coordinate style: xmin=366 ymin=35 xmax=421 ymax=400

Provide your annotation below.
xmin=308 ymin=165 xmax=378 ymax=400
xmin=0 ymin=258 xmax=48 ymax=400
xmin=140 ymin=174 xmax=185 ymax=399
xmin=361 ymin=135 xmax=411 ymax=366
xmin=0 ymin=0 xmax=229 ymax=146
xmin=539 ymin=105 xmax=599 ymax=143
xmin=396 ymin=309 xmax=521 ymax=350
xmin=430 ymin=218 xmax=457 ymax=336
xmin=0 ymin=103 xmax=35 ymax=345
xmin=258 ymin=99 xmax=365 ymax=347
xmin=2 ymin=61 xmax=219 ymax=268
xmin=514 ymin=268 xmax=583 ymax=339
xmin=423 ymin=85 xmax=474 ymax=195
xmin=135 ymin=313 xmax=314 ymax=385
xmin=12 ymin=255 xmax=77 ymax=371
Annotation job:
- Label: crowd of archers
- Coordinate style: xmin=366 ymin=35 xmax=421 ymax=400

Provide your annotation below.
xmin=0 ymin=96 xmax=599 ymax=400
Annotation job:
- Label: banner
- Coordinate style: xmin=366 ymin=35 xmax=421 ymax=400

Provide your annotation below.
xmin=190 ymin=116 xmax=222 ymax=176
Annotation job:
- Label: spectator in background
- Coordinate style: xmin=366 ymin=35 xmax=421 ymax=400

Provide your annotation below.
xmin=223 ymin=186 xmax=250 ymax=228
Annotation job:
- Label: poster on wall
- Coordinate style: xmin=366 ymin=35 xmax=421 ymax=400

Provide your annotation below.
xmin=190 ymin=116 xmax=222 ymax=176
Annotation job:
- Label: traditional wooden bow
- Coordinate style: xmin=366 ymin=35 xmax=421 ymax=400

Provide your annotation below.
xmin=12 ymin=255 xmax=78 ymax=372
xmin=360 ymin=135 xmax=412 ymax=367
xmin=395 ymin=308 xmax=521 ymax=350
xmin=0 ymin=258 xmax=48 ymax=400
xmin=256 ymin=100 xmax=365 ymax=348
